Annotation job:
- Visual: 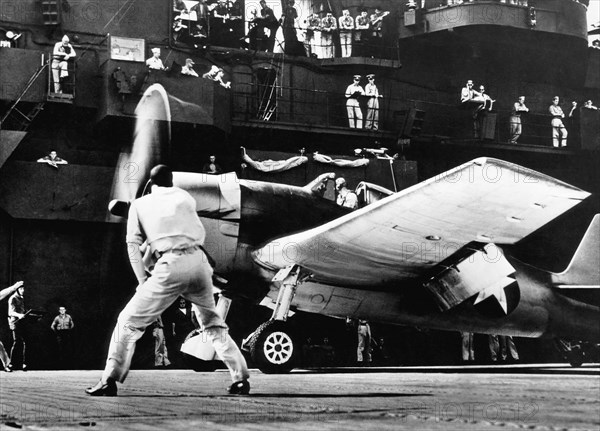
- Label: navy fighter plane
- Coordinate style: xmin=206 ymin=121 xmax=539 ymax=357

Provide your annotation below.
xmin=109 ymin=85 xmax=599 ymax=373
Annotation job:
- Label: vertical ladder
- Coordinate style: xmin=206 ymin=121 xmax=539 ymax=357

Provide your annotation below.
xmin=256 ymin=55 xmax=283 ymax=121
xmin=260 ymin=78 xmax=278 ymax=121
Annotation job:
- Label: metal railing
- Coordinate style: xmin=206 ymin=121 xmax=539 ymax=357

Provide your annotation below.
xmin=48 ymin=55 xmax=76 ymax=100
xmin=231 ymin=78 xmax=586 ymax=147
xmin=398 ymin=98 xmax=584 ymax=147
xmin=172 ymin=15 xmax=399 ymax=61
xmin=422 ymin=0 xmax=531 ymax=9
xmin=233 ymin=81 xmax=390 ymax=129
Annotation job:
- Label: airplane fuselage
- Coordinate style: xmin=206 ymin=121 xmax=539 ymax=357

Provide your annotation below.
xmin=177 ymin=172 xmax=600 ymax=343
xmin=266 ymin=260 xmax=600 ymax=342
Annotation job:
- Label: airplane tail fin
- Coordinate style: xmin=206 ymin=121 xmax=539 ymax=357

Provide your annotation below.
xmin=552 ymin=214 xmax=600 ymax=287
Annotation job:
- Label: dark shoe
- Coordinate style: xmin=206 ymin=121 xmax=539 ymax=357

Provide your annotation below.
xmin=22 ymin=364 xmax=27 ymax=372
xmin=227 ymin=380 xmax=250 ymax=395
xmin=85 ymin=379 xmax=117 ymax=396
xmin=4 ymin=365 xmax=12 ymax=373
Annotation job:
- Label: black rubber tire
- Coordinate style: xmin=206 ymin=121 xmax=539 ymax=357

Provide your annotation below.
xmin=568 ymin=345 xmax=584 ymax=368
xmin=248 ymin=320 xmax=298 ymax=374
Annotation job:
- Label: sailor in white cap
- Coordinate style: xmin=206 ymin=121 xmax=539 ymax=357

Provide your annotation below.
xmin=181 ymin=58 xmax=199 ymax=77
xmin=146 ymin=47 xmax=165 ymax=70
xmin=364 ymin=74 xmax=382 ymax=130
xmin=51 ymin=35 xmax=76 ymax=93
xmin=345 ymin=75 xmax=365 ymax=128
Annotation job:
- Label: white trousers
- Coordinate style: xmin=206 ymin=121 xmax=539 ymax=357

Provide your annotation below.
xmin=312 ymin=31 xmax=322 ymax=58
xmin=153 ymin=326 xmax=170 ymax=366
xmin=340 ymin=31 xmax=352 ymax=57
xmin=489 ymin=335 xmax=519 ymax=360
xmin=357 ymin=328 xmax=371 ymax=362
xmin=0 ymin=341 xmax=10 ymax=367
xmin=102 ymin=249 xmax=249 ymax=383
xmin=461 ymin=332 xmax=475 ymax=361
xmin=509 ymin=116 xmax=521 ymax=143
xmin=51 ymin=60 xmax=69 ymax=93
xmin=346 ymin=98 xmax=362 ymax=128
xmin=365 ymin=98 xmax=379 ymax=130
xmin=321 ymin=32 xmax=334 ymax=58
xmin=551 ymin=118 xmax=568 ymax=147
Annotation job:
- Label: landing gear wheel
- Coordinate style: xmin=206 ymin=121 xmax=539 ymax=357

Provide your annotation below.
xmin=248 ymin=320 xmax=298 ymax=374
xmin=555 ymin=339 xmax=586 ymax=368
xmin=567 ymin=345 xmax=584 ymax=368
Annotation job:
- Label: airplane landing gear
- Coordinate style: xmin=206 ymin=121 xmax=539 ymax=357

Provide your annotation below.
xmin=554 ymin=339 xmax=599 ymax=367
xmin=247 ymin=320 xmax=298 ymax=373
xmin=567 ymin=345 xmax=584 ymax=368
xmin=244 ymin=265 xmax=301 ymax=374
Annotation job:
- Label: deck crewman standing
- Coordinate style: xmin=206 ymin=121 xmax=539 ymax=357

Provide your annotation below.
xmin=549 ymin=96 xmax=568 ymax=147
xmin=86 ymin=165 xmax=250 ymax=396
xmin=345 ymin=75 xmax=365 ymax=128
xmin=509 ymin=96 xmax=529 ymax=144
xmin=0 ymin=282 xmax=23 ymax=372
xmin=8 ymin=282 xmax=29 ymax=371
xmin=364 ymin=74 xmax=382 ymax=130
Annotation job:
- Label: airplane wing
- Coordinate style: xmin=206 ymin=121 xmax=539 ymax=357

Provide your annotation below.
xmin=254 ymin=158 xmax=590 ymax=286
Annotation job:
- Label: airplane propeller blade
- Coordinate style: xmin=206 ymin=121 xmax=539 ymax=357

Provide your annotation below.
xmin=107 ymin=84 xmax=172 ymax=222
